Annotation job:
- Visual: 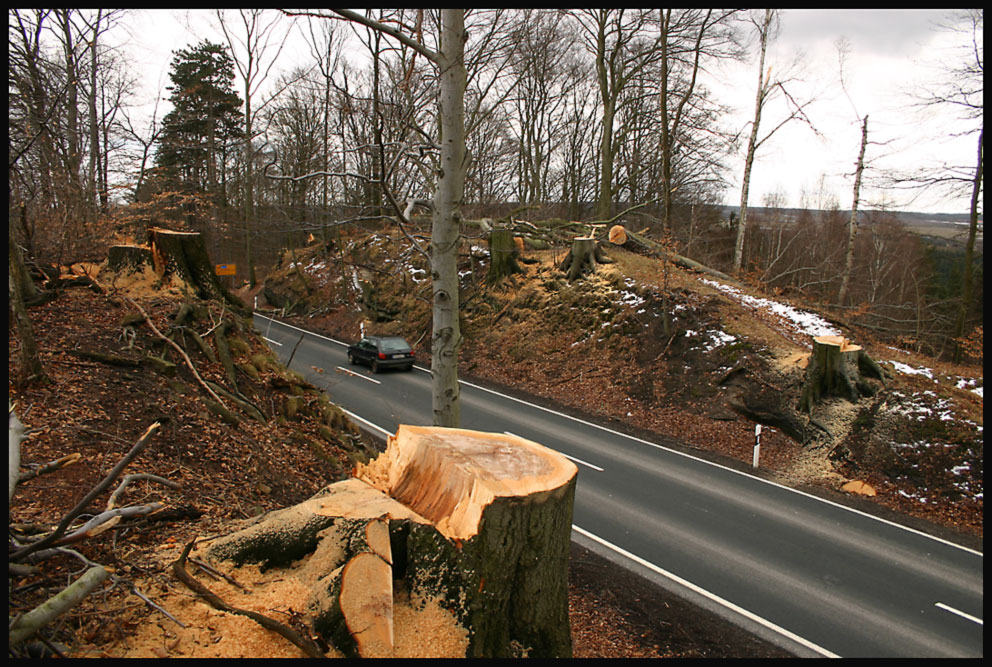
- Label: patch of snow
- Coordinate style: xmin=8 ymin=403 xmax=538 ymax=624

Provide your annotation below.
xmin=699 ymin=278 xmax=840 ymax=339
xmin=886 ymin=360 xmax=935 ymax=381
xmin=703 ymin=330 xmax=737 ymax=352
xmin=955 ymin=377 xmax=984 ymax=399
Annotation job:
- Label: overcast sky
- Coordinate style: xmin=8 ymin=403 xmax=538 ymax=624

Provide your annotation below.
xmin=115 ymin=8 xmax=980 ymax=215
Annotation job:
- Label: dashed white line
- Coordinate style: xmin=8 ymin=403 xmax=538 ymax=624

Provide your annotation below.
xmin=935 ymin=602 xmax=983 ymax=625
xmin=262 ymin=336 xmax=283 ymax=346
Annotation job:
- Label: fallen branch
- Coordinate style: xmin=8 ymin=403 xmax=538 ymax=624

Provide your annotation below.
xmin=126 ymin=297 xmax=229 ymax=410
xmin=107 ymin=473 xmax=180 ymax=510
xmin=172 ymin=540 xmax=325 ymax=658
xmin=10 ymin=421 xmax=161 ymax=563
xmin=44 ymin=503 xmax=165 ymax=547
xmin=19 ymin=453 xmax=82 ymax=484
xmin=9 ymin=566 xmax=109 ymax=646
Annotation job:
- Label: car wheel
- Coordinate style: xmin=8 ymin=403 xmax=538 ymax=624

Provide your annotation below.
xmin=403 ymin=364 xmax=414 ymax=372
xmin=371 ymin=360 xmax=380 ymax=374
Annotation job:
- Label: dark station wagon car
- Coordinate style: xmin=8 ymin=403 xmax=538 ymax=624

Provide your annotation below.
xmin=347 ymin=335 xmax=415 ymax=373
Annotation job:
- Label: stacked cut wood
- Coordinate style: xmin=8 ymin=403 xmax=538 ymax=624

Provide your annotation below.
xmin=206 ymin=425 xmax=578 ymax=658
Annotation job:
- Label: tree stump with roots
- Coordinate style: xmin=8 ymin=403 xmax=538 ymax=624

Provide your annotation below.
xmin=559 ymin=236 xmax=613 ymax=281
xmin=205 ymin=425 xmax=578 ymax=658
xmin=107 ymin=228 xmax=247 ymax=314
xmin=798 ymin=335 xmax=887 ymax=415
xmin=486 ymin=228 xmax=523 ymax=283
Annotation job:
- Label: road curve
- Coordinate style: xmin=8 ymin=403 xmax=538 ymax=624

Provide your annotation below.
xmin=254 ymin=313 xmax=983 ymax=658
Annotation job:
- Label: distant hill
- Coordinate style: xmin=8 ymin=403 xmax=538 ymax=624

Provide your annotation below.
xmin=717 ymin=206 xmax=982 ymax=252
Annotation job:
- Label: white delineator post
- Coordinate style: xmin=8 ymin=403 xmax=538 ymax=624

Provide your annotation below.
xmin=752 ymin=424 xmax=762 ymax=468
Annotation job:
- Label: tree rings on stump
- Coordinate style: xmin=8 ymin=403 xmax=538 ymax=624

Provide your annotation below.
xmin=204 ymin=426 xmax=577 ymax=658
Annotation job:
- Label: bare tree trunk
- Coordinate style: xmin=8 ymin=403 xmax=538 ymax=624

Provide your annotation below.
xmin=733 ymin=9 xmax=772 ymax=274
xmin=953 ymin=125 xmax=983 ymax=362
xmin=430 ymin=9 xmax=467 ymax=428
xmin=837 ymin=114 xmax=868 ymax=307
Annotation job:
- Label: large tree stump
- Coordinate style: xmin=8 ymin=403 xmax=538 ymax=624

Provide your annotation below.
xmin=205 ymin=426 xmax=577 ymax=658
xmin=147 ymin=228 xmax=247 ymax=314
xmin=559 ymin=236 xmax=613 ymax=281
xmin=486 ymin=227 xmax=523 ymax=283
xmin=798 ymin=335 xmax=887 ymax=414
xmin=107 ymin=244 xmax=154 ymax=274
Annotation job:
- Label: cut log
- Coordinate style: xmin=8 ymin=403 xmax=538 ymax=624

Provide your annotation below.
xmin=608 ymin=224 xmax=628 ymax=245
xmin=559 ymin=236 xmax=613 ymax=281
xmin=798 ymin=335 xmax=887 ymax=415
xmin=618 ymin=226 xmax=742 ymax=286
xmin=205 ymin=426 xmax=578 ymax=658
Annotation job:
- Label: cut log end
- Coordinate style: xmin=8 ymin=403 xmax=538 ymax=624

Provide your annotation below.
xmin=356 ymin=426 xmax=577 ymax=542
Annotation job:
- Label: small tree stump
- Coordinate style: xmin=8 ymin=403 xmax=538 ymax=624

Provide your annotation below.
xmin=205 ymin=426 xmax=577 ymax=658
xmin=798 ymin=335 xmax=887 ymax=414
xmin=559 ymin=236 xmax=613 ymax=281
xmin=107 ymin=245 xmax=154 ymax=274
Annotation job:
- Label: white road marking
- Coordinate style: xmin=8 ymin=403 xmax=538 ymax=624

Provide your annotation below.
xmin=339 ymin=408 xmax=393 ymax=439
xmin=571 ymin=524 xmax=841 ymax=658
xmin=336 ymin=366 xmax=381 ymax=384
xmin=504 ymin=431 xmax=603 ymax=471
xmin=935 ymin=602 xmax=983 ymax=625
xmin=262 ymin=336 xmax=283 ymax=346
xmin=253 ymin=313 xmax=983 ymax=558
xmin=281 ymin=366 xmax=839 ymax=658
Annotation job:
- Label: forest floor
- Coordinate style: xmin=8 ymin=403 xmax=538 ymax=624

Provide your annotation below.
xmin=8 ymin=232 xmax=982 ymax=658
xmin=8 ymin=282 xmax=786 ymax=658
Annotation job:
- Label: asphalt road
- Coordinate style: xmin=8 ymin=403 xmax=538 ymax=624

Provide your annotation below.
xmin=254 ymin=313 xmax=983 ymax=658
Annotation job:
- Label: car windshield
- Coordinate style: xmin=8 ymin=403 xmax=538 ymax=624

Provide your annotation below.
xmin=378 ymin=338 xmax=410 ymax=353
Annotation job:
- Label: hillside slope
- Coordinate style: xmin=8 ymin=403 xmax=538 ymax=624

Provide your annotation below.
xmin=263 ymin=229 xmax=983 ymax=539
xmin=11 ymin=262 xmax=789 ymax=658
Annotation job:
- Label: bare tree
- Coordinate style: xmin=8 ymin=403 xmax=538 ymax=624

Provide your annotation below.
xmin=834 ymin=38 xmax=869 ymax=307
xmin=656 ymin=9 xmax=741 ymax=231
xmin=216 ymin=8 xmax=296 ymax=288
xmin=295 ymin=9 xmax=468 ymax=427
xmin=571 ymin=9 xmax=663 ymax=220
xmin=890 ymin=10 xmax=982 ymax=359
xmin=733 ymin=9 xmax=819 ymax=274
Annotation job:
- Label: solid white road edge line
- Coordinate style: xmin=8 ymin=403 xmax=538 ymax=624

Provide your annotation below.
xmin=340 ymin=408 xmax=393 ymax=439
xmin=253 ymin=313 xmax=983 ymax=558
xmin=935 ymin=602 xmax=983 ymax=625
xmin=327 ymin=392 xmax=836 ymax=657
xmin=571 ymin=524 xmax=841 ymax=658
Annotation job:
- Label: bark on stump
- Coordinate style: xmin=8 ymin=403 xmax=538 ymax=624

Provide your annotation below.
xmin=798 ymin=335 xmax=886 ymax=415
xmin=206 ymin=425 xmax=578 ymax=658
xmin=559 ymin=236 xmax=613 ymax=281
xmin=147 ymin=228 xmax=247 ymax=314
xmin=486 ymin=227 xmax=523 ymax=283
xmin=107 ymin=245 xmax=154 ymax=274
